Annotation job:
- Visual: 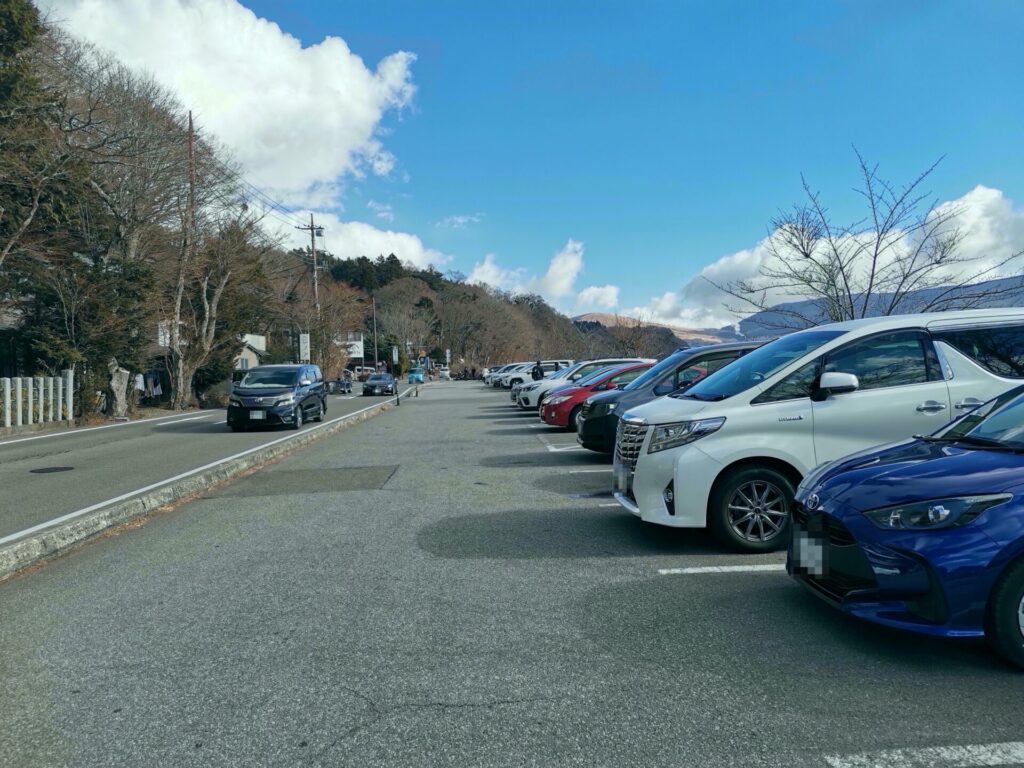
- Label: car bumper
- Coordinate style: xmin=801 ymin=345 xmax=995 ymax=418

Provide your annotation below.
xmin=787 ymin=502 xmax=999 ymax=638
xmin=541 ymin=402 xmax=571 ymax=427
xmin=577 ymin=413 xmax=615 ymax=452
xmin=614 ymin=443 xmax=719 ymax=528
xmin=226 ymin=403 xmax=297 ymax=426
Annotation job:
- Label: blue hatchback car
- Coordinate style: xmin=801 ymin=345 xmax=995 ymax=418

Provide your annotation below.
xmin=789 ymin=384 xmax=1024 ymax=668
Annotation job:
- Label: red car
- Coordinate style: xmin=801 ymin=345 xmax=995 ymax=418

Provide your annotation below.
xmin=540 ymin=362 xmax=653 ymax=431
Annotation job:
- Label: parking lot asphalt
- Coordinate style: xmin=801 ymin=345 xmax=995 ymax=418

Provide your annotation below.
xmin=0 ymin=391 xmax=389 ymax=541
xmin=2 ymin=382 xmax=1023 ymax=767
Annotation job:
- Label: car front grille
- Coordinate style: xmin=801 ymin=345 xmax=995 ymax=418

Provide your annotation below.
xmin=615 ymin=420 xmax=649 ymax=473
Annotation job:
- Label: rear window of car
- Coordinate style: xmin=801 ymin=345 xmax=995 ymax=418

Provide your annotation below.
xmin=932 ymin=324 xmax=1024 ymax=378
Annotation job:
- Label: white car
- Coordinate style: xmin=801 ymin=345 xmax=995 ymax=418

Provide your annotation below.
xmin=438 ymin=366 xmax=451 ymax=380
xmin=498 ymin=363 xmax=535 ymax=388
xmin=503 ymin=360 xmax=573 ymax=389
xmin=517 ymin=358 xmax=653 ymax=409
xmin=613 ymin=309 xmax=1024 ymax=552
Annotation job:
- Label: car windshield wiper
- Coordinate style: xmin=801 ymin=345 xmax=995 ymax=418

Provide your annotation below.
xmin=918 ymin=433 xmax=1022 ymax=451
xmin=673 ymin=392 xmax=727 ymax=401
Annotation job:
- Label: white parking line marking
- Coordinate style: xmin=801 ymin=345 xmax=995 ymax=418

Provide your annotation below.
xmin=155 ymin=415 xmax=211 ymax=426
xmin=0 ymin=411 xmax=218 ymax=447
xmin=657 ymin=564 xmax=785 ymax=575
xmin=566 ymin=468 xmax=612 ymax=474
xmin=215 ymin=420 xmax=226 ymax=424
xmin=825 ymin=742 xmax=1024 ymax=768
xmin=537 ymin=435 xmax=587 ymax=453
xmin=597 ymin=503 xmax=619 ymax=508
xmin=0 ymin=388 xmax=414 ymax=547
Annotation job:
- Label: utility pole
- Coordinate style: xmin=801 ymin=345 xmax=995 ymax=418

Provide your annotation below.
xmin=295 ymin=214 xmax=322 ymax=318
xmin=372 ymin=297 xmax=379 ymax=368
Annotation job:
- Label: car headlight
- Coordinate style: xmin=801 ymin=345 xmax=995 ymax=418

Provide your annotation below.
xmin=547 ymin=395 xmax=570 ymax=405
xmin=863 ymin=494 xmax=1011 ymax=530
xmin=647 ymin=417 xmax=725 ymax=454
xmin=228 ymin=396 xmax=242 ymax=407
xmin=274 ymin=393 xmax=296 ymax=406
xmin=522 ymin=384 xmax=537 ymax=392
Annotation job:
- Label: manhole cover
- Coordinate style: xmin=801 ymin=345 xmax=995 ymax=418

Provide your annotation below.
xmin=30 ymin=466 xmax=74 ymax=474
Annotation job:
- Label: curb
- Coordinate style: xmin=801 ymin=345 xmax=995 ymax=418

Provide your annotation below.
xmin=0 ymin=388 xmax=420 ymax=582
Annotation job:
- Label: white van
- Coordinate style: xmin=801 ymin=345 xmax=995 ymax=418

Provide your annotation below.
xmin=517 ymin=358 xmax=654 ymax=409
xmin=614 ymin=309 xmax=1024 ymax=552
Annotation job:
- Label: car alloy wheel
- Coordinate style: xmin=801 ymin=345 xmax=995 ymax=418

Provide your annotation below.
xmin=292 ymin=405 xmax=303 ymax=430
xmin=727 ymin=480 xmax=788 ymax=543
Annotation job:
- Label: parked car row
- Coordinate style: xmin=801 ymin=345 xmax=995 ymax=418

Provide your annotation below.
xmin=484 ymin=309 xmax=1024 ymax=668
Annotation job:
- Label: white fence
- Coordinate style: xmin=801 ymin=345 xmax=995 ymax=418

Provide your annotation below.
xmin=1 ymin=370 xmax=74 ymax=430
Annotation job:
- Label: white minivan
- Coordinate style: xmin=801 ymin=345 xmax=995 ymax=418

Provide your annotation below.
xmin=614 ymin=309 xmax=1024 ymax=552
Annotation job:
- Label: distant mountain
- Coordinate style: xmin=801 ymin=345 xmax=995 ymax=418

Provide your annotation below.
xmin=573 ymin=312 xmax=741 ymax=346
xmin=738 ymin=276 xmax=1024 ymax=338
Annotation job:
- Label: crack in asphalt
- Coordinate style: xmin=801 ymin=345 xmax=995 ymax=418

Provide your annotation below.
xmin=309 ymin=686 xmax=569 ymax=762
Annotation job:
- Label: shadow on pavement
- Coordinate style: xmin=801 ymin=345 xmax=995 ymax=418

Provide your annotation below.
xmin=479 ymin=452 xmax=609 ymax=468
xmin=416 ymin=507 xmax=721 ymax=559
xmin=576 ymin=576 xmax=1007 ymax=677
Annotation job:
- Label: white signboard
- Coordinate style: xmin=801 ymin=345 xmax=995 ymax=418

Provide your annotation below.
xmin=299 ymin=333 xmax=311 ymax=362
xmin=391 ymin=345 xmax=399 ymax=365
xmin=445 ymin=348 xmax=451 ymax=364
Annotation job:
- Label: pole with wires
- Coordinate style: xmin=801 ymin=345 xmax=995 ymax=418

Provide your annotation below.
xmin=295 ymin=215 xmax=322 ymax=319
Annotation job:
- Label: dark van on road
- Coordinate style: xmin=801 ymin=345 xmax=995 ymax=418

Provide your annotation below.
xmin=576 ymin=342 xmax=761 ymax=453
xmin=227 ymin=364 xmax=326 ymax=431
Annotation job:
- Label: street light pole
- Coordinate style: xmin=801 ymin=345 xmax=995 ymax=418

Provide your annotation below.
xmin=372 ymin=297 xmax=378 ymax=368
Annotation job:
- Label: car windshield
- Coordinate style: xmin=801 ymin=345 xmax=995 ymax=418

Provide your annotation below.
xmin=367 ymin=375 xmax=390 ymax=383
xmin=676 ymin=330 xmax=844 ymax=401
xmin=936 ymin=385 xmax=1024 ymax=449
xmin=574 ymin=364 xmax=629 ymax=388
xmin=238 ymin=368 xmax=298 ymax=388
xmin=622 ymin=349 xmax=695 ymax=392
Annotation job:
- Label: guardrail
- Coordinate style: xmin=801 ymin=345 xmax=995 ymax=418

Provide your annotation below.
xmin=1 ymin=370 xmax=74 ymax=431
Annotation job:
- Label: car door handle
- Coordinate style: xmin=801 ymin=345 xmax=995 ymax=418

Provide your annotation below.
xmin=954 ymin=398 xmax=985 ymax=410
xmin=916 ymin=400 xmax=947 ymax=413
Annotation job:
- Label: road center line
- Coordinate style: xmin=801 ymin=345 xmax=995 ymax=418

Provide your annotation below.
xmin=154 ymin=415 xmax=212 ymax=426
xmin=0 ymin=410 xmax=218 ymax=447
xmin=0 ymin=387 xmax=414 ymax=547
xmin=657 ymin=564 xmax=786 ymax=575
xmin=824 ymin=741 xmax=1024 ymax=768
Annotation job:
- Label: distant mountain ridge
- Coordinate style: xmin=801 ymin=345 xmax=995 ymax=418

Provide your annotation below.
xmin=738 ymin=275 xmax=1024 ymax=337
xmin=572 ymin=312 xmax=740 ymax=346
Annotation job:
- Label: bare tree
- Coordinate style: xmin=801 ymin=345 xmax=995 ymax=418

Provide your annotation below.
xmin=710 ymin=152 xmax=1024 ymax=331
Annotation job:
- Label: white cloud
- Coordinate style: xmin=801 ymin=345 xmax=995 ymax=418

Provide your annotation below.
xmin=623 ymin=184 xmax=1024 ymax=330
xmin=367 ymin=200 xmax=394 ymax=222
xmin=39 ymin=0 xmax=416 ymax=203
xmin=272 ymin=212 xmax=448 ymax=269
xmin=437 ymin=213 xmax=482 ymax=229
xmin=466 ymin=253 xmax=527 ymax=291
xmin=575 ymin=285 xmax=620 ymax=310
xmin=467 ymin=239 xmax=586 ymax=304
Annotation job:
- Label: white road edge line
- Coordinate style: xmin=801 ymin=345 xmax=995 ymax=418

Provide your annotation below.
xmin=0 ymin=410 xmax=221 ymax=447
xmin=0 ymin=387 xmax=414 ymax=547
xmin=824 ymin=741 xmax=1024 ymax=768
xmin=657 ymin=564 xmax=786 ymax=575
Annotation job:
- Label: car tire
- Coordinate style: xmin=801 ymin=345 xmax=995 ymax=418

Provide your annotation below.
xmin=291 ymin=405 xmax=303 ymax=430
xmin=313 ymin=400 xmax=324 ymax=422
xmin=568 ymin=405 xmax=583 ymax=433
xmin=708 ymin=465 xmax=794 ymax=553
xmin=985 ymin=558 xmax=1024 ymax=669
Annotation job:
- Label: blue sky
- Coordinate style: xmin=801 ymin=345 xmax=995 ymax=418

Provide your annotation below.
xmin=44 ymin=0 xmax=1024 ymax=325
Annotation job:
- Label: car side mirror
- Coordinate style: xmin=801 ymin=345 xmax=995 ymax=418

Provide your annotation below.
xmin=816 ymin=371 xmax=859 ymax=399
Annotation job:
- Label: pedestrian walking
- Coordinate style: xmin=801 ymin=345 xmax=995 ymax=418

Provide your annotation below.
xmin=531 ymin=360 xmax=544 ymax=381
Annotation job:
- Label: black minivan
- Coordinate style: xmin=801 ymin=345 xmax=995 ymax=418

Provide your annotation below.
xmin=227 ymin=364 xmax=326 ymax=431
xmin=576 ymin=342 xmax=760 ymax=453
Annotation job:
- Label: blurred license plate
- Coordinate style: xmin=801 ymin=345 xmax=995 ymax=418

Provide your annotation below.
xmin=614 ymin=464 xmax=629 ymax=492
xmin=248 ymin=410 xmax=265 ymax=420
xmin=794 ymin=530 xmax=825 ymax=576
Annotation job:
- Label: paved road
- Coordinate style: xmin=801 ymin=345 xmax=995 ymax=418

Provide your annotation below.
xmin=2 ymin=382 xmax=1023 ymax=767
xmin=0 ymin=391 xmax=394 ymax=541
